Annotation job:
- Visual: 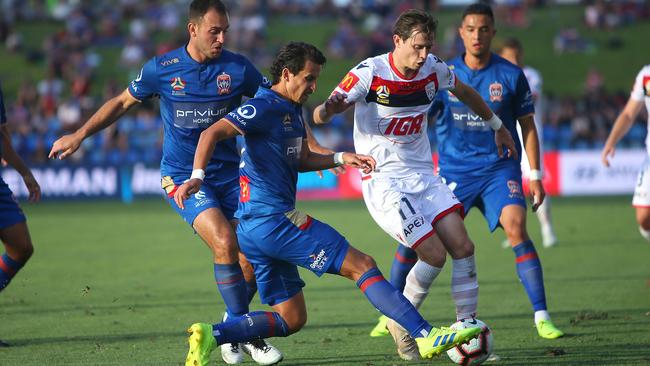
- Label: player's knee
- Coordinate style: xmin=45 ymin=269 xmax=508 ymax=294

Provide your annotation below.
xmin=11 ymin=239 xmax=33 ymax=263
xmin=452 ymin=238 xmax=474 ymax=259
xmin=502 ymin=218 xmax=527 ymax=242
xmin=281 ymin=312 xmax=307 ymax=334
xmin=356 ymin=254 xmax=377 ymax=273
xmin=210 ymin=234 xmax=239 ymax=262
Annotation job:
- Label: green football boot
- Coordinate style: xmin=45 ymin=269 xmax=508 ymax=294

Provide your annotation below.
xmin=415 ymin=326 xmax=482 ymax=359
xmin=185 ymin=323 xmax=216 ymax=366
xmin=536 ymin=320 xmax=565 ymax=339
xmin=369 ymin=315 xmax=390 ymax=337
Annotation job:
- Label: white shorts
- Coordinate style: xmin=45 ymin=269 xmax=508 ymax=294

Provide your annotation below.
xmin=361 ymin=173 xmax=463 ymax=249
xmin=633 ymin=157 xmax=650 ymax=207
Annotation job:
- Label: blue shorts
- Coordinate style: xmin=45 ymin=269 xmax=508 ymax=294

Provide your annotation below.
xmin=237 ymin=210 xmax=350 ymax=306
xmin=442 ymin=165 xmax=526 ymax=232
xmin=163 ymin=175 xmax=239 ymax=226
xmin=0 ymin=180 xmax=26 ymax=230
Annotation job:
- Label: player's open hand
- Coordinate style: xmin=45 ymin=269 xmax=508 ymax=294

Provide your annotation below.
xmin=528 ymin=179 xmax=545 ymax=212
xmin=173 ymin=178 xmax=202 ymax=210
xmin=494 ymin=127 xmax=518 ymax=160
xmin=601 ymin=144 xmax=615 ymax=167
xmin=22 ymin=172 xmax=41 ymax=203
xmin=49 ymin=133 xmax=83 ymax=160
xmin=341 ymin=153 xmax=375 ymax=174
xmin=324 ymin=93 xmax=352 ymax=115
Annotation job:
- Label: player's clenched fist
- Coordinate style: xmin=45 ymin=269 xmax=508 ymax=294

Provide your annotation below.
xmin=174 ymin=178 xmax=202 ymax=210
xmin=341 ymin=152 xmax=375 ymax=174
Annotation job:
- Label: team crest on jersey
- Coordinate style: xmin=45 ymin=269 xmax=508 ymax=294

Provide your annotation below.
xmin=217 ymin=73 xmax=231 ymax=95
xmin=171 ymin=77 xmax=186 ymax=91
xmin=507 ymin=180 xmax=523 ymax=199
xmin=338 ymin=72 xmax=360 ymax=93
xmin=425 ymin=81 xmax=437 ymax=101
xmin=376 ymin=85 xmax=390 ymax=104
xmin=643 ymin=76 xmax=650 ymax=97
xmin=489 ymin=82 xmax=503 ymax=102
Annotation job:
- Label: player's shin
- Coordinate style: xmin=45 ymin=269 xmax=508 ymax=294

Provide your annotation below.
xmin=403 ymin=260 xmax=442 ymax=309
xmin=512 ymin=241 xmax=547 ymax=312
xmin=212 ymin=311 xmax=289 ymax=346
xmin=0 ymin=253 xmax=25 ymax=292
xmin=451 ymin=255 xmax=479 ymax=320
xmin=214 ymin=263 xmax=249 ymax=317
xmin=356 ymin=267 xmax=432 ymax=338
xmin=390 ymin=244 xmax=418 ymax=292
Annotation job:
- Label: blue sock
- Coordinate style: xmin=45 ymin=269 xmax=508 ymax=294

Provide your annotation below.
xmin=513 ymin=241 xmax=547 ymax=311
xmin=245 ymin=280 xmax=257 ymax=304
xmin=0 ymin=253 xmax=24 ymax=292
xmin=356 ymin=267 xmax=432 ymax=338
xmin=390 ymin=244 xmax=417 ymax=292
xmin=212 ymin=311 xmax=289 ymax=345
xmin=214 ymin=263 xmax=249 ymax=318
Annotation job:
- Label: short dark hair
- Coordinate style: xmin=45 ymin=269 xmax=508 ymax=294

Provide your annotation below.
xmin=269 ymin=42 xmax=326 ymax=85
xmin=502 ymin=37 xmax=523 ymax=52
xmin=462 ymin=2 xmax=494 ymax=23
xmin=189 ymin=0 xmax=227 ymax=21
xmin=393 ymin=9 xmax=438 ymax=41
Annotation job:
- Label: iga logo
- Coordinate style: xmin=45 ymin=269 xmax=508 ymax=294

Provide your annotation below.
xmin=217 ymin=72 xmax=231 ymax=95
xmin=237 ymin=105 xmax=257 ymax=119
xmin=379 ymin=113 xmax=425 ymax=144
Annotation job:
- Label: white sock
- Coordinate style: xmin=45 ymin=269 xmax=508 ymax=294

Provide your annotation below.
xmin=451 ymin=255 xmax=479 ymax=320
xmin=403 ymin=260 xmax=442 ymax=309
xmin=639 ymin=227 xmax=650 ymax=242
xmin=534 ymin=310 xmax=550 ymax=324
xmin=536 ymin=199 xmax=556 ymax=234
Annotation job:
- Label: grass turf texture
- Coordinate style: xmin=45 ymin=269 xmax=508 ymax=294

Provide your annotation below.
xmin=0 ymin=196 xmax=649 ymax=365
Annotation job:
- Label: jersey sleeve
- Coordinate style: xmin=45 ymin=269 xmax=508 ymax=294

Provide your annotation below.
xmin=514 ymin=70 xmax=535 ymax=118
xmin=331 ymin=61 xmax=373 ymax=103
xmin=630 ymin=66 xmax=649 ymax=102
xmin=242 ymin=57 xmax=271 ymax=97
xmin=223 ymin=99 xmax=270 ymax=135
xmin=431 ymin=56 xmax=456 ymax=91
xmin=0 ymin=83 xmax=6 ymax=124
xmin=128 ymin=57 xmax=158 ymax=101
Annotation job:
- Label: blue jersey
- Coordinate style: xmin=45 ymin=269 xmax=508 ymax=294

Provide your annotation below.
xmin=0 ymin=82 xmax=6 ymax=162
xmin=224 ymin=87 xmax=306 ymax=220
xmin=432 ymin=53 xmax=534 ymax=174
xmin=128 ymin=46 xmax=268 ymax=182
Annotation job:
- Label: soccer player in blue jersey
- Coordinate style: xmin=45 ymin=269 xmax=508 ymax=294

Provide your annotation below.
xmin=48 ymin=1 xmax=283 ymax=363
xmin=0 ymin=82 xmax=41 ymax=346
xmin=174 ymin=41 xmax=483 ymax=366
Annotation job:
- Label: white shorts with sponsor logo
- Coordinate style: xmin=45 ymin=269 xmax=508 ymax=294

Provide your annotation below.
xmin=362 ymin=172 xmax=463 ymax=249
xmin=633 ymin=156 xmax=650 ymax=207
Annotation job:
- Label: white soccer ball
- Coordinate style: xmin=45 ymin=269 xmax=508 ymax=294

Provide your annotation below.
xmin=446 ymin=318 xmax=493 ymax=366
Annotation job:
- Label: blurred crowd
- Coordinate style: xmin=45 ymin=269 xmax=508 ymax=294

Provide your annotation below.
xmin=0 ymin=0 xmax=648 ymax=166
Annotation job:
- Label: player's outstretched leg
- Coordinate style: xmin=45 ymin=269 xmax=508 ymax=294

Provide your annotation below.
xmin=370 ymin=244 xmax=417 ymax=338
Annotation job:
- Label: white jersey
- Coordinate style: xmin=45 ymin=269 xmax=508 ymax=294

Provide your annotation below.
xmin=630 ymin=65 xmax=650 ymax=156
xmin=332 ymin=53 xmax=456 ymax=177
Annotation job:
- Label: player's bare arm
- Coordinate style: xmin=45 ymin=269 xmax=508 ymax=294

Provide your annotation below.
xmin=297 ymin=139 xmax=375 ymax=174
xmin=1 ymin=125 xmax=40 ymax=202
xmin=602 ymin=98 xmax=644 ymax=167
xmin=519 ymin=114 xmax=545 ymax=211
xmin=312 ymin=92 xmax=352 ymax=124
xmin=451 ymin=79 xmax=519 ymax=160
xmin=174 ymin=119 xmax=240 ymax=209
xmin=48 ymin=89 xmax=139 ymax=160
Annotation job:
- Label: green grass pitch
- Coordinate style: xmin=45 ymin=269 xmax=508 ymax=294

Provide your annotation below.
xmin=1 ymin=196 xmax=649 ymax=365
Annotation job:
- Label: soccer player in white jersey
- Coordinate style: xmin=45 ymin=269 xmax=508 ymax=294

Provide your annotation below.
xmin=602 ymin=64 xmax=650 ymax=242
xmin=500 ymin=38 xmax=558 ymax=248
xmin=313 ymin=9 xmax=517 ymax=361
